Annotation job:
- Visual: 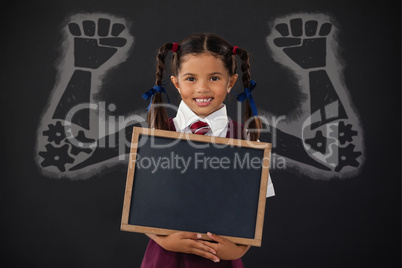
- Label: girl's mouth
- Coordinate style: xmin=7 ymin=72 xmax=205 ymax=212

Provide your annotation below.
xmin=194 ymin=98 xmax=213 ymax=106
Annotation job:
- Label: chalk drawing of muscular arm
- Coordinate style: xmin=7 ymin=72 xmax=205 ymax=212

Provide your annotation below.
xmin=35 ymin=14 xmax=139 ymax=178
xmin=265 ymin=13 xmax=365 ymax=179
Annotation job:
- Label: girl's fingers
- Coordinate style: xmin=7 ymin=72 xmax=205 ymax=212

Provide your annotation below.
xmin=193 ymin=241 xmax=217 ymax=255
xmin=177 ymin=232 xmax=217 ymax=255
xmin=191 ymin=247 xmax=220 ymax=263
xmin=207 ymin=232 xmax=226 ymax=244
xmin=176 ymin=231 xmax=202 ymax=240
xmin=151 ymin=231 xmax=222 ymax=262
xmin=198 ymin=239 xmax=218 ymax=251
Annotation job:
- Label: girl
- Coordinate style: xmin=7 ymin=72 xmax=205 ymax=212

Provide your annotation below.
xmin=140 ymin=33 xmax=275 ymax=267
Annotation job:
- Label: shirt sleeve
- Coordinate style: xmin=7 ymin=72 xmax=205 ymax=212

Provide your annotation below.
xmin=266 ymin=172 xmax=275 ymax=198
xmin=254 ymin=137 xmax=275 ymax=198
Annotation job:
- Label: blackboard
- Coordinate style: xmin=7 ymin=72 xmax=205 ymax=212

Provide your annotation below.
xmin=121 ymin=127 xmax=271 ymax=246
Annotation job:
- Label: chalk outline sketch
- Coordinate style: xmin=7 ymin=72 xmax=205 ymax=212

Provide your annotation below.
xmin=266 ymin=13 xmax=365 ymax=179
xmin=35 ymin=13 xmax=142 ymax=179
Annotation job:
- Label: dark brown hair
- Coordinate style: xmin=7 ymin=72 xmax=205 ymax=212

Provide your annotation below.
xmin=148 ymin=33 xmax=261 ymax=141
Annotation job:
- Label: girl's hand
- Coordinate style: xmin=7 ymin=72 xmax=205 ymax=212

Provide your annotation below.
xmin=198 ymin=232 xmax=251 ymax=261
xmin=146 ymin=232 xmax=221 ymax=263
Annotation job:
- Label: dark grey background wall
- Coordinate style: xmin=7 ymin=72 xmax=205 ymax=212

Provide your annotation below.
xmin=1 ymin=0 xmax=400 ymax=267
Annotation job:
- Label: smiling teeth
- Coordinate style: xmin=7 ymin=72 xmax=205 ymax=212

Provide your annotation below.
xmin=195 ymin=98 xmax=212 ymax=103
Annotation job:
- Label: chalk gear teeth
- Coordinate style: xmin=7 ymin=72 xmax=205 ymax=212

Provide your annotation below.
xmin=42 ymin=121 xmax=66 ymax=145
xmin=332 ymin=121 xmax=358 ymax=145
xmin=39 ymin=143 xmax=74 ymax=172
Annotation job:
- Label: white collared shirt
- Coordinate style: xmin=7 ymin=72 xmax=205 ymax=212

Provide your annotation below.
xmin=173 ymin=101 xmax=275 ymax=198
xmin=172 ymin=101 xmax=228 ymax=137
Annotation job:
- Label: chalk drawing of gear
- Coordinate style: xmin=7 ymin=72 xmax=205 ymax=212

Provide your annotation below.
xmin=325 ymin=143 xmax=362 ymax=172
xmin=38 ymin=143 xmax=75 ymax=172
xmin=330 ymin=121 xmax=358 ymax=145
xmin=42 ymin=121 xmax=66 ymax=145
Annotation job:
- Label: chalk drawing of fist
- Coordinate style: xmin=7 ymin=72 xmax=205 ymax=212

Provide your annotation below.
xmin=68 ymin=18 xmax=128 ymax=69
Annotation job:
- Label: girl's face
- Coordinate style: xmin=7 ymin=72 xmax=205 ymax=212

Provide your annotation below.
xmin=171 ymin=53 xmax=238 ymax=118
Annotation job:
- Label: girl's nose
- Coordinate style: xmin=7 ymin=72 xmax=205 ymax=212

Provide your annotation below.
xmin=196 ymin=80 xmax=210 ymax=93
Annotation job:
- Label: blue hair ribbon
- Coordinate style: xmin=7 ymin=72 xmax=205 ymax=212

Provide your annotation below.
xmin=236 ymin=80 xmax=258 ymax=116
xmin=142 ymin=85 xmax=170 ymax=110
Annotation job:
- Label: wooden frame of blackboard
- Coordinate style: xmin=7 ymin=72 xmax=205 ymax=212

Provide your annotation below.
xmin=121 ymin=127 xmax=271 ymax=247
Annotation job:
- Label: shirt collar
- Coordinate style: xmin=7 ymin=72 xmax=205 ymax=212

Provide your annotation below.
xmin=173 ymin=101 xmax=229 ymax=136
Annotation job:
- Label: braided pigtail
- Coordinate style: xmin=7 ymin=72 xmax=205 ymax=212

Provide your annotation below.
xmin=235 ymin=47 xmax=262 ymax=141
xmin=147 ymin=43 xmax=176 ymax=130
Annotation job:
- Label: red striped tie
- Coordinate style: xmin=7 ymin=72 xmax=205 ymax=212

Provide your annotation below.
xmin=190 ymin=121 xmax=210 ymax=135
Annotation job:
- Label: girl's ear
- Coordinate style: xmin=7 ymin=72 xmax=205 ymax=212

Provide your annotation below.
xmin=227 ymin=73 xmax=239 ymax=92
xmin=170 ymin=75 xmax=180 ymax=94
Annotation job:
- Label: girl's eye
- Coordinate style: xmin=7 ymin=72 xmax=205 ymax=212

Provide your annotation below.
xmin=186 ymin=77 xmax=195 ymax=82
xmin=210 ymin=77 xmax=220 ymax=81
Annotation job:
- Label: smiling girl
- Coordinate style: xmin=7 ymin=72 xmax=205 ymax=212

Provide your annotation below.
xmin=140 ymin=33 xmax=275 ymax=267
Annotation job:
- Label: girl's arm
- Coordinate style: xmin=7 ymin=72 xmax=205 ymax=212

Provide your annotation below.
xmin=146 ymin=232 xmax=221 ymax=263
xmin=198 ymin=232 xmax=251 ymax=260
